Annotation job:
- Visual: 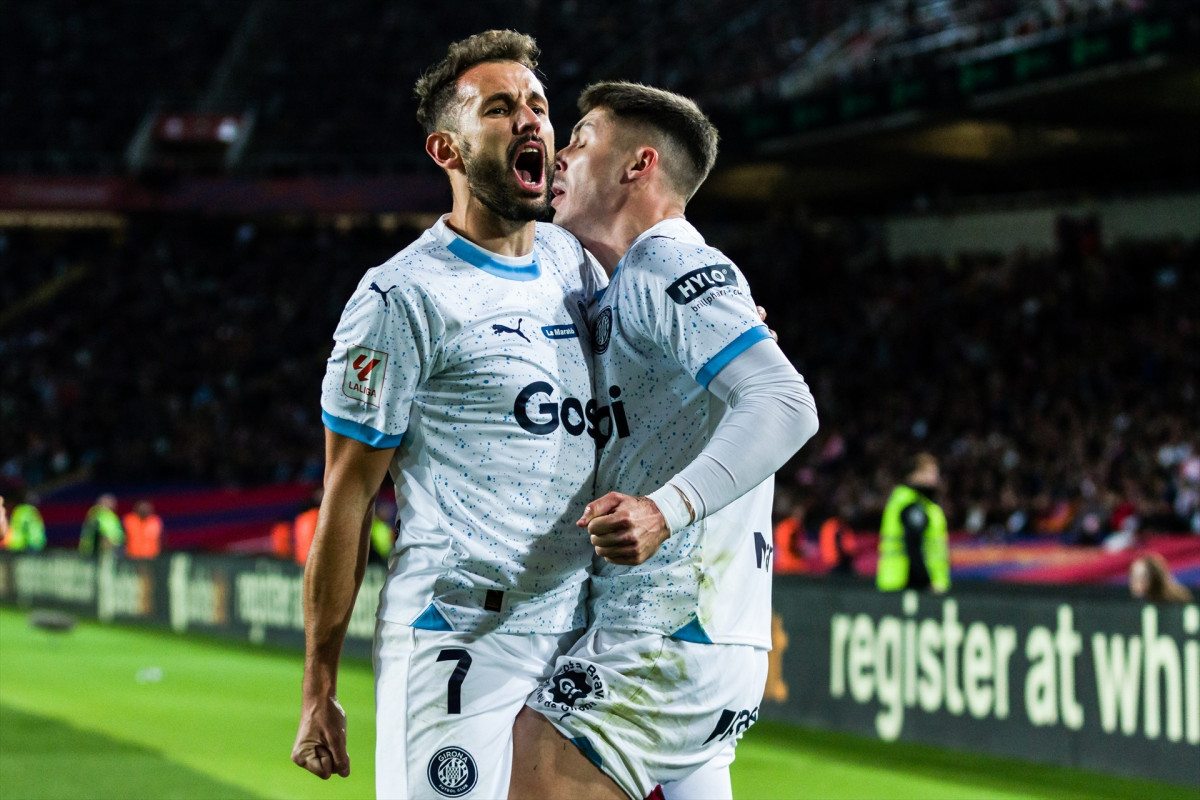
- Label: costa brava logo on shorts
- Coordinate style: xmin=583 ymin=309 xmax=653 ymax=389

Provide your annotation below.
xmin=427 ymin=746 xmax=478 ymax=797
xmin=537 ymin=660 xmax=606 ymax=714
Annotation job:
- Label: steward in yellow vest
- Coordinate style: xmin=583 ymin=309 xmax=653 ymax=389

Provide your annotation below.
xmin=6 ymin=497 xmax=46 ymax=551
xmin=877 ymin=453 xmax=949 ymax=592
xmin=80 ymin=494 xmax=125 ymax=556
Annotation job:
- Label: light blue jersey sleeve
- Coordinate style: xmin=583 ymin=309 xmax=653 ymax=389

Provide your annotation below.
xmin=622 ymin=236 xmax=771 ymax=389
xmin=320 ymin=267 xmax=442 ymax=448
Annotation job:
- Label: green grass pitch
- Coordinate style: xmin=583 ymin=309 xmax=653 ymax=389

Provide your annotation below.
xmin=1 ymin=606 xmax=1192 ymax=800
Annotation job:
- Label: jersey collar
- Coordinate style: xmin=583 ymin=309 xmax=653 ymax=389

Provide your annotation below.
xmin=434 ymin=215 xmax=542 ymax=282
xmin=600 ymin=217 xmax=703 ymax=300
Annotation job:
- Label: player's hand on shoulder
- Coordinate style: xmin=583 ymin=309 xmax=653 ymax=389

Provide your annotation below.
xmin=578 ymin=492 xmax=671 ymax=566
xmin=756 ymin=305 xmax=778 ymax=341
xmin=292 ymin=696 xmax=350 ymax=780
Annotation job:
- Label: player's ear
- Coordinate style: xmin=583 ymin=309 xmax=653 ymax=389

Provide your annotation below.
xmin=426 ymin=132 xmax=462 ymax=171
xmin=625 ymin=146 xmax=659 ymax=184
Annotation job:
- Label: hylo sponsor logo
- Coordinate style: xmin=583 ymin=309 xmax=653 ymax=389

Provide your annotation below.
xmin=666 ymin=265 xmax=736 ymax=305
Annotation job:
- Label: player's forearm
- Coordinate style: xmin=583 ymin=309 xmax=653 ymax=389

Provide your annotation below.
xmin=301 ymin=429 xmax=393 ymax=699
xmin=301 ymin=495 xmax=373 ymax=699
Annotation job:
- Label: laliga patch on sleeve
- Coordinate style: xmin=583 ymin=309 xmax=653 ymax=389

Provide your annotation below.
xmin=342 ymin=345 xmax=388 ymax=407
xmin=666 ymin=264 xmax=737 ymax=304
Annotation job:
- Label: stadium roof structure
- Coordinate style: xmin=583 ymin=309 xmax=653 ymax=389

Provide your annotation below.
xmin=697 ymin=7 xmax=1200 ymax=212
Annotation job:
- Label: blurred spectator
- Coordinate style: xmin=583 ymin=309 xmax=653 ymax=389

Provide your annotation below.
xmin=772 ymin=498 xmax=808 ymax=574
xmin=1129 ymin=553 xmax=1194 ymax=603
xmin=0 ymin=496 xmax=7 ymax=544
xmin=270 ymin=517 xmax=293 ymax=561
xmin=878 ymin=453 xmax=950 ymax=592
xmin=79 ymin=494 xmax=124 ymax=556
xmin=818 ymin=506 xmax=858 ymax=575
xmin=5 ymin=493 xmax=46 ymax=552
xmin=123 ymin=500 xmax=162 ymax=559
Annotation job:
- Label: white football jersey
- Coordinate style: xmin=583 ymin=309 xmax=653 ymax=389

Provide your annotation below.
xmin=321 ymin=216 xmax=604 ymax=635
xmin=587 ymin=218 xmax=775 ymax=649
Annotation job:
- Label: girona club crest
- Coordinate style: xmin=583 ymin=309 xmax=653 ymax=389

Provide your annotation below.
xmin=427 ymin=746 xmax=478 ymax=797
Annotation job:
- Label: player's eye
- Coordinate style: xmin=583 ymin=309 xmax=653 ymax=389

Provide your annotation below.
xmin=486 ymin=106 xmax=507 ymax=116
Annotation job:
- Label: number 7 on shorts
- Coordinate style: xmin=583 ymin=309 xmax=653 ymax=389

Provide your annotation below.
xmin=436 ymin=648 xmax=472 ymax=714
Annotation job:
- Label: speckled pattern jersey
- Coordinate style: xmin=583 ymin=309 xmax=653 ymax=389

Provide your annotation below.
xmin=587 ymin=217 xmax=775 ymax=649
xmin=321 ymin=216 xmax=604 ymax=635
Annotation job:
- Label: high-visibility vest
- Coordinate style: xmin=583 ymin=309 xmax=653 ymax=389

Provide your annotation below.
xmin=772 ymin=517 xmax=807 ymax=574
xmin=293 ymin=508 xmax=320 ymax=566
xmin=7 ymin=505 xmax=45 ymax=551
xmin=80 ymin=506 xmax=125 ymax=555
xmin=123 ymin=513 xmax=162 ymax=559
xmin=371 ymin=517 xmax=395 ymax=559
xmin=877 ymin=484 xmax=949 ymax=592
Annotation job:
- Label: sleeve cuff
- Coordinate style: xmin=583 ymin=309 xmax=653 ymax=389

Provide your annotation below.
xmin=322 ymin=410 xmax=405 ymax=449
xmin=647 ymin=484 xmax=693 ymax=534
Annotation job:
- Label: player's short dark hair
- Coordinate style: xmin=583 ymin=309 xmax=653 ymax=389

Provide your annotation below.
xmin=414 ymin=30 xmax=541 ymax=135
xmin=578 ymin=81 xmax=719 ymax=202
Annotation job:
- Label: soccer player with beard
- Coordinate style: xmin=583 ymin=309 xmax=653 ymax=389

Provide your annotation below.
xmin=510 ymin=83 xmax=819 ymax=799
xmin=291 ymin=31 xmax=604 ymax=799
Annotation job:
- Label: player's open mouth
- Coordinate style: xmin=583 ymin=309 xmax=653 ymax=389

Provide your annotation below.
xmin=550 ymin=182 xmax=566 ymax=206
xmin=512 ymin=141 xmax=545 ymax=192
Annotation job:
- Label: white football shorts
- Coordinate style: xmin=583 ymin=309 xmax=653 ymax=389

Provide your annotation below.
xmin=374 ymin=620 xmax=578 ymax=799
xmin=525 ymin=628 xmax=768 ymax=800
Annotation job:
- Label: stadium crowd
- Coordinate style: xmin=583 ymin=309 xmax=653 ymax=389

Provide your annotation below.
xmin=731 ymin=213 xmax=1200 ymax=540
xmin=4 ymin=0 xmax=1173 ymax=175
xmin=2 ymin=215 xmax=1196 ymax=543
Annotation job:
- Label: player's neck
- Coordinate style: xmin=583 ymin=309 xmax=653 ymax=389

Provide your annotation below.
xmin=446 ymin=196 xmax=537 ymax=258
xmin=587 ymin=204 xmax=686 ymax=275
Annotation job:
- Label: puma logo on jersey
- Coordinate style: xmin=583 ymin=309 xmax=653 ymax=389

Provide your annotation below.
xmin=368 ymin=282 xmax=397 ymax=307
xmin=492 ymin=319 xmax=530 ymax=342
xmin=702 ymin=706 xmax=759 ymax=744
xmin=666 ymin=265 xmax=736 ymax=304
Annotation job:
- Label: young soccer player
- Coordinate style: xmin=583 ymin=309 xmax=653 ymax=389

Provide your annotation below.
xmin=512 ymin=82 xmax=819 ymax=799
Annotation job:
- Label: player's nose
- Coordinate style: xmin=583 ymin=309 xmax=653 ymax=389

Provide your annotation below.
xmin=513 ymin=103 xmax=541 ymax=134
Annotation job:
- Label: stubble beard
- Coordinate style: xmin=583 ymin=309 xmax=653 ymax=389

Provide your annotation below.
xmin=462 ymin=140 xmax=555 ymax=223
